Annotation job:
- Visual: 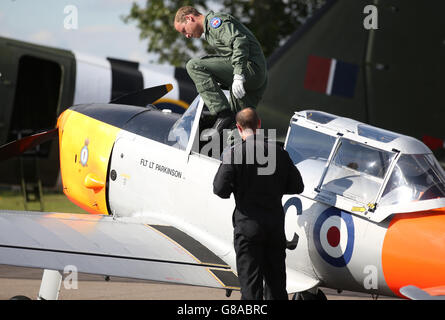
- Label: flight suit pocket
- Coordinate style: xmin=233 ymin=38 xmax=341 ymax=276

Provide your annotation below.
xmin=196 ymin=78 xmax=216 ymax=92
xmin=245 ymin=61 xmax=255 ymax=78
xmin=244 ymin=61 xmax=266 ymax=91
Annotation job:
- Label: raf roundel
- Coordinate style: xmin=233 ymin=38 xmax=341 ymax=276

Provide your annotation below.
xmin=80 ymin=139 xmax=89 ymax=167
xmin=313 ymin=207 xmax=355 ymax=267
xmin=210 ymin=17 xmax=222 ymax=29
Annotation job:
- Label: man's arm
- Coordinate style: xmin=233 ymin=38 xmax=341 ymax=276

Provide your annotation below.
xmin=284 ymin=152 xmax=304 ymax=195
xmin=213 ymin=163 xmax=235 ymax=199
xmin=216 ymin=21 xmax=250 ymax=76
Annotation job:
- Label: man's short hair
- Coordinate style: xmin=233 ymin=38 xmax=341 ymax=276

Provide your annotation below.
xmin=236 ymin=107 xmax=260 ymax=130
xmin=175 ymin=6 xmax=202 ymax=23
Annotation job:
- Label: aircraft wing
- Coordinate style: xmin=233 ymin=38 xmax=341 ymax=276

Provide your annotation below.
xmin=0 ymin=210 xmax=239 ymax=290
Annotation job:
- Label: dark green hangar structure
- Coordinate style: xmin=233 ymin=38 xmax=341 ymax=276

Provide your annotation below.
xmin=259 ymin=0 xmax=445 ymax=150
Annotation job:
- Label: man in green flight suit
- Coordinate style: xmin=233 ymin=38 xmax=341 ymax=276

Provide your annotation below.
xmin=174 ymin=6 xmax=268 ymax=134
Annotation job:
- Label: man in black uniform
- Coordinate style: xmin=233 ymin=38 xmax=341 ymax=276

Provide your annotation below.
xmin=213 ymin=108 xmax=304 ymax=300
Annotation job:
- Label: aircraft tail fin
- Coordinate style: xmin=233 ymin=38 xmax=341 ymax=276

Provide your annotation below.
xmin=259 ymin=0 xmax=445 ymax=143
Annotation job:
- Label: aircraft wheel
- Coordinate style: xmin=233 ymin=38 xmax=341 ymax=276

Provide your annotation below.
xmin=292 ymin=289 xmax=327 ymax=300
xmin=10 ymin=295 xmax=32 ymax=300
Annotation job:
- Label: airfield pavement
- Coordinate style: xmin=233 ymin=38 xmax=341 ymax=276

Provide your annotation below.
xmin=0 ymin=265 xmax=399 ymax=300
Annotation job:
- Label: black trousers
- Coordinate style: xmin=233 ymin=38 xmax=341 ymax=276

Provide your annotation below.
xmin=233 ymin=218 xmax=288 ymax=300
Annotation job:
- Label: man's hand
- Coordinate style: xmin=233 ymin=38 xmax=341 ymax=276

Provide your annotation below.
xmin=232 ymin=74 xmax=246 ymax=99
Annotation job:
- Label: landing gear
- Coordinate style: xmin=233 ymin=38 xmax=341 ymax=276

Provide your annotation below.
xmin=292 ymin=288 xmax=327 ymax=300
xmin=8 ymin=270 xmax=62 ymax=300
xmin=38 ymin=269 xmax=62 ymax=300
xmin=10 ymin=295 xmax=32 ymax=300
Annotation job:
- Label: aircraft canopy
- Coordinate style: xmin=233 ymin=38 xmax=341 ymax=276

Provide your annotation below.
xmin=286 ymin=110 xmax=445 ymax=222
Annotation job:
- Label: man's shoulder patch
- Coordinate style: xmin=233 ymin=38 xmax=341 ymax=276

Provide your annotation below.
xmin=210 ymin=17 xmax=222 ymax=29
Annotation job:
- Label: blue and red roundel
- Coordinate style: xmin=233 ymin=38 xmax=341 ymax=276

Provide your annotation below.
xmin=313 ymin=207 xmax=355 ymax=267
xmin=210 ymin=17 xmax=222 ymax=29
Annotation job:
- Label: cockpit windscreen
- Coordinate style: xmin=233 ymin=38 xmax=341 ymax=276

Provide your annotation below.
xmin=380 ymin=154 xmax=445 ymax=205
xmin=320 ymin=139 xmax=396 ymax=204
xmin=285 ymin=123 xmax=336 ymax=190
xmin=167 ymin=96 xmax=200 ymax=150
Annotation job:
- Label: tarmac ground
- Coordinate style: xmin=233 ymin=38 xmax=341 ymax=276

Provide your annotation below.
xmin=0 ymin=265 xmax=398 ymax=300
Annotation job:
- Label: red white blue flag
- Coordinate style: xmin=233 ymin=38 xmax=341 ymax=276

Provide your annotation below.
xmin=304 ymin=55 xmax=359 ymax=98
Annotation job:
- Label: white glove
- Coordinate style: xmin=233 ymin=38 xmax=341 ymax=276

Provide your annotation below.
xmin=232 ymin=74 xmax=246 ymax=99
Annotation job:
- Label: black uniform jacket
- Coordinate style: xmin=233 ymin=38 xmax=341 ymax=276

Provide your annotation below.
xmin=213 ymin=135 xmax=304 ymax=227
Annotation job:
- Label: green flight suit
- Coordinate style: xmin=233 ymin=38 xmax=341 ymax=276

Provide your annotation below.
xmin=186 ymin=11 xmax=268 ymax=115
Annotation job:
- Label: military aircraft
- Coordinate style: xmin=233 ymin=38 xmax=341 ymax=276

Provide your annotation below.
xmin=0 ymin=84 xmax=445 ymax=300
xmin=0 ymin=36 xmax=196 ymax=188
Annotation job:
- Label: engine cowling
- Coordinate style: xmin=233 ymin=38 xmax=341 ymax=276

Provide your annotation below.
xmin=57 ymin=108 xmax=119 ymax=214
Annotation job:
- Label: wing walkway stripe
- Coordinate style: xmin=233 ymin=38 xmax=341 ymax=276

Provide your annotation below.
xmin=147 ymin=225 xmax=229 ymax=268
